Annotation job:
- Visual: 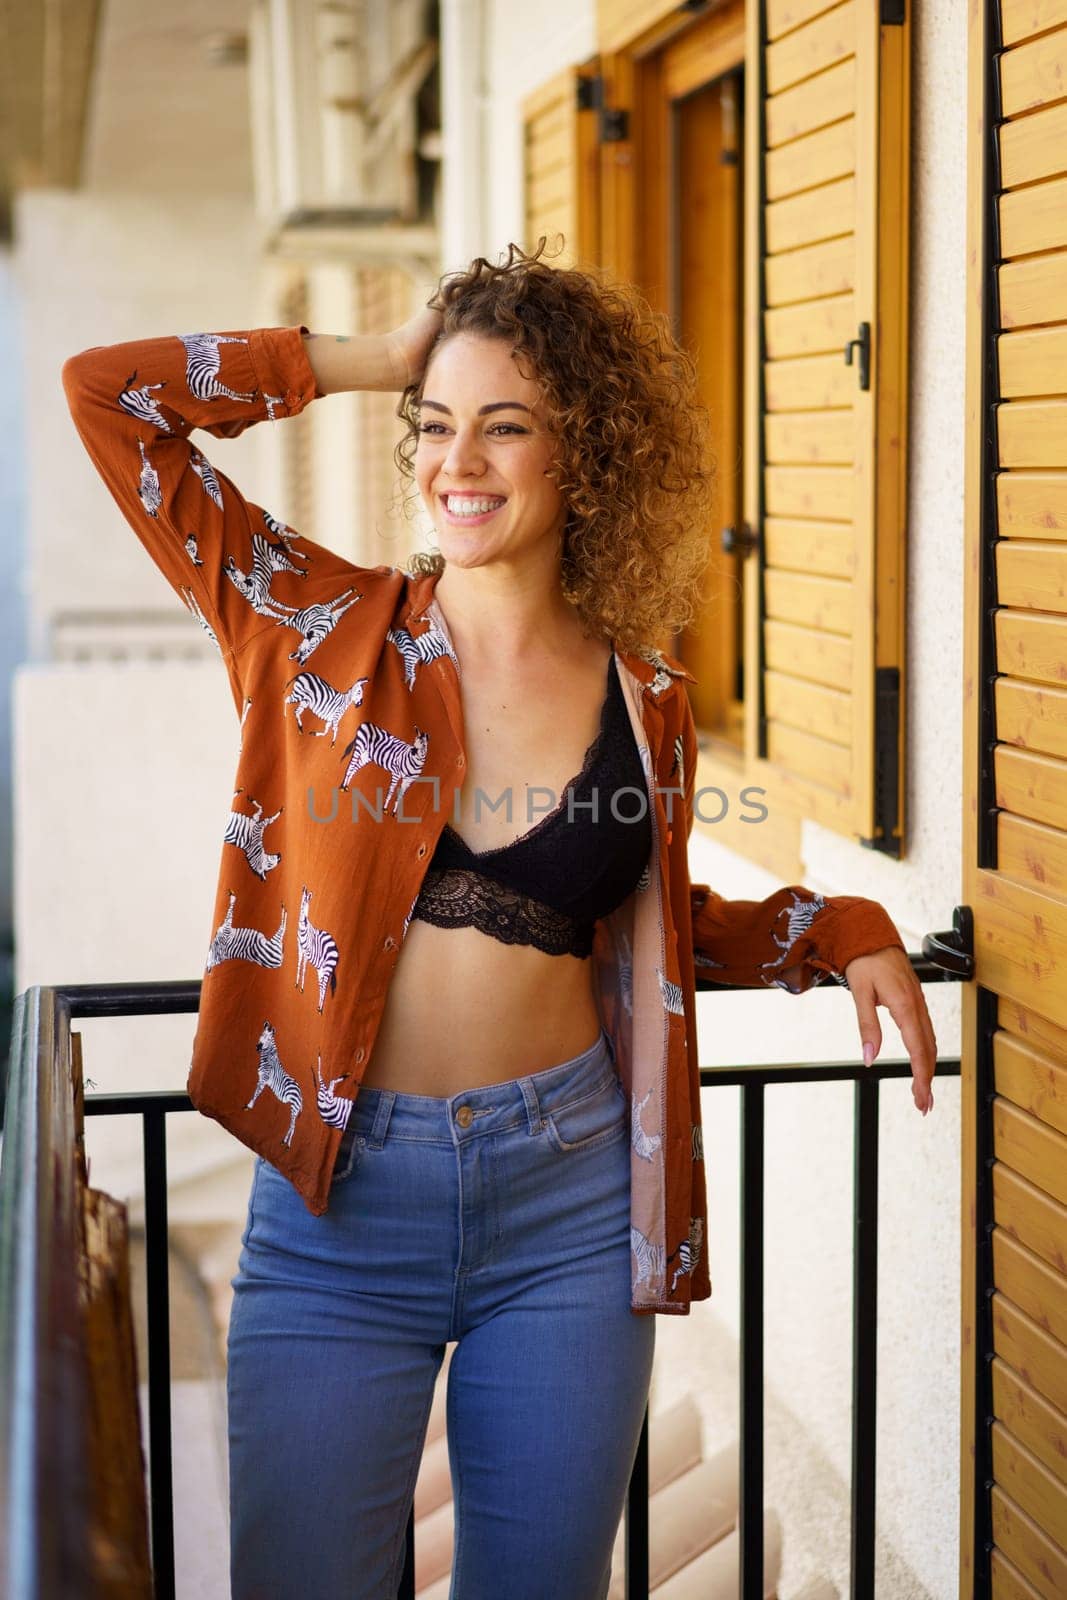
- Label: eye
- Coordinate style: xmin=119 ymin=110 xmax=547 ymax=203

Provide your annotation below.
xmin=417 ymin=422 xmax=446 ymax=434
xmin=489 ymin=423 xmax=527 ymax=435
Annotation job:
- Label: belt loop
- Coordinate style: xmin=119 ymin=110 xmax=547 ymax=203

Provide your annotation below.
xmin=368 ymin=1091 xmax=395 ymax=1149
xmin=517 ymin=1077 xmax=544 ymax=1136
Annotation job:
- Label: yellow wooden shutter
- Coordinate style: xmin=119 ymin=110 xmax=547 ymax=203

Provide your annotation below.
xmin=596 ymin=0 xmax=678 ymax=53
xmin=520 ymin=61 xmax=601 ymax=270
xmin=962 ymin=1 xmax=1067 ymax=1590
xmin=745 ymin=0 xmax=910 ymax=852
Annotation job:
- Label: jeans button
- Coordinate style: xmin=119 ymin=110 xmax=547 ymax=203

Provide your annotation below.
xmin=455 ymin=1105 xmax=473 ymax=1128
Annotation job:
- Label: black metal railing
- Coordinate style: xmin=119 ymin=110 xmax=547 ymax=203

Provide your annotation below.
xmin=0 ymin=916 xmax=971 ymax=1600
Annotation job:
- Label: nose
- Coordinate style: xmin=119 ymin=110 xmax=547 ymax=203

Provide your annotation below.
xmin=440 ymin=425 xmax=486 ymax=479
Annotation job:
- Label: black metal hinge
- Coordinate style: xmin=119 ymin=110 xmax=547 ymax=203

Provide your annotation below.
xmin=859 ymin=666 xmax=902 ymax=856
xmin=575 ymin=73 xmax=629 ymax=141
xmin=576 ymin=75 xmax=601 ymax=112
xmin=880 ymin=0 xmax=906 ymax=21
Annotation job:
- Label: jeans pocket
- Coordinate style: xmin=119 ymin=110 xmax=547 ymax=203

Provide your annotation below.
xmin=543 ymin=1074 xmax=628 ymax=1154
xmin=329 ymin=1128 xmax=368 ymax=1188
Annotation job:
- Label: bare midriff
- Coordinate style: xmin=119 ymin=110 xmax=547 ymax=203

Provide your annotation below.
xmin=359 ymin=631 xmax=616 ymax=1098
xmin=361 ymin=922 xmax=604 ymax=1096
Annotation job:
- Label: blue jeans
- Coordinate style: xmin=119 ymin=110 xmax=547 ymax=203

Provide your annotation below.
xmin=226 ymin=1025 xmax=656 ymax=1600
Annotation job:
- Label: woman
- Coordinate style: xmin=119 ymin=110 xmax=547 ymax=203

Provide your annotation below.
xmin=63 ymin=241 xmax=936 ymax=1600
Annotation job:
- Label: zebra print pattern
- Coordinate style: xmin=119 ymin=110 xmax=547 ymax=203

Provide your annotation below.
xmin=259 ymin=585 xmax=363 ymax=666
xmin=179 ymin=587 xmax=220 ymax=654
xmin=671 ymin=733 xmax=685 ymax=794
xmin=667 ymin=1217 xmax=704 ymax=1293
xmin=386 ymin=620 xmax=460 ymax=691
xmin=184 ymin=532 xmax=204 ymax=566
xmin=692 ymin=1121 xmax=704 ymax=1163
xmin=189 ymin=447 xmax=223 ymax=509
xmin=619 ymin=958 xmax=634 ymax=1017
xmin=630 ymin=1086 xmax=661 ymax=1162
xmin=136 ymin=438 xmax=162 ymax=517
xmin=631 ymin=1225 xmax=665 ymax=1292
xmin=636 ymin=645 xmax=689 ymax=699
xmin=760 ymin=890 xmax=829 ymax=985
xmin=339 ymin=722 xmax=429 ymax=812
xmin=205 ymin=892 xmax=287 ymax=973
xmin=296 ymin=887 xmax=340 ymax=1013
xmin=634 ymin=862 xmax=651 ymax=894
xmin=223 ymin=530 xmax=310 ymax=621
xmin=401 ymin=889 xmax=420 ymax=942
xmin=237 ymin=696 xmax=253 ymax=759
xmin=178 ymin=332 xmax=257 ymax=406
xmin=223 ymin=791 xmax=283 ymax=880
xmin=262 ymin=509 xmax=303 ymax=551
xmin=314 ymin=1056 xmax=352 ymax=1132
xmin=245 ymin=1021 xmax=302 ymax=1148
xmin=657 ymin=969 xmax=686 ymax=1016
xmin=118 ymin=372 xmax=173 ymax=434
xmin=284 ymin=669 xmax=369 ymax=745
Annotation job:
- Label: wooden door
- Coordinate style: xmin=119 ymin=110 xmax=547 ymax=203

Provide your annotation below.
xmin=630 ymin=3 xmax=748 ymax=742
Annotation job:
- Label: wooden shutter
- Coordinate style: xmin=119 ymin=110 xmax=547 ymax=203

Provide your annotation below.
xmin=745 ymin=0 xmax=910 ymax=852
xmin=520 ymin=62 xmax=601 ymax=270
xmin=962 ymin=2 xmax=1067 ymax=1591
xmin=596 ymin=0 xmax=678 ymax=53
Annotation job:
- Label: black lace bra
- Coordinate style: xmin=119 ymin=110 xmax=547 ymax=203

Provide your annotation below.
xmin=409 ymin=653 xmax=652 ymax=958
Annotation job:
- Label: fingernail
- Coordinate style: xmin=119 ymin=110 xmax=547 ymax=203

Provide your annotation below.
xmin=863 ymin=1042 xmax=874 ymax=1067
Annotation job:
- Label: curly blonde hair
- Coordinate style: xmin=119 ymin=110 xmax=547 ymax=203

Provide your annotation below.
xmin=394 ymin=238 xmax=715 ymax=659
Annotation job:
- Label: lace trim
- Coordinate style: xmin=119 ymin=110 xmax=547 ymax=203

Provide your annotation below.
xmin=410 ymin=866 xmax=594 ymax=959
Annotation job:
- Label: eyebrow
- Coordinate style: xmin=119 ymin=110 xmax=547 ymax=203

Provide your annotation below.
xmin=418 ymin=400 xmax=531 ymax=416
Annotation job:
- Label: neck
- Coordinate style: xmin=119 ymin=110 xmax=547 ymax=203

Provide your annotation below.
xmin=432 ymin=559 xmax=590 ymax=665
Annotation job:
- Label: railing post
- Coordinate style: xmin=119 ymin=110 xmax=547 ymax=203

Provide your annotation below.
xmin=143 ymin=1106 xmax=175 ymax=1600
xmin=850 ymin=1074 xmax=879 ymax=1597
xmin=625 ymin=1403 xmax=650 ymax=1598
xmin=739 ymin=1079 xmax=765 ymax=1600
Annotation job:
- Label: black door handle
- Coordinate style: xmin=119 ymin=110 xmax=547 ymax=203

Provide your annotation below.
xmin=920 ymin=905 xmax=975 ymax=980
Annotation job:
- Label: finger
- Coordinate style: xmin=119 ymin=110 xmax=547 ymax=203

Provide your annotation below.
xmin=851 ymin=984 xmax=883 ymax=1067
xmin=893 ymin=991 xmax=937 ymax=1111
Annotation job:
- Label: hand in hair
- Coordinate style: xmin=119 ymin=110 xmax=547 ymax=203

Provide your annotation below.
xmin=386 ymin=301 xmax=446 ymax=388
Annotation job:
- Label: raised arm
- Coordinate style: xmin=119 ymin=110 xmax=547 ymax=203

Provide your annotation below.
xmin=60 ymin=311 xmax=441 ymax=705
xmin=678 ymin=694 xmax=906 ymax=993
xmin=61 ymin=326 xmax=332 ymax=680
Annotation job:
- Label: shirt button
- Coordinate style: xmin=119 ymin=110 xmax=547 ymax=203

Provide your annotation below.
xmin=417 ymin=842 xmax=427 ymax=857
xmin=455 ymin=1105 xmax=473 ymax=1128
xmin=355 ymin=1047 xmax=366 ymax=1064
xmin=383 ymin=935 xmax=397 ymax=951
xmin=456 ymin=755 xmax=465 ymax=767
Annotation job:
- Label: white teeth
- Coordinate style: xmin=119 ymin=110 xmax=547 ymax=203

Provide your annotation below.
xmin=445 ymin=496 xmax=505 ymax=516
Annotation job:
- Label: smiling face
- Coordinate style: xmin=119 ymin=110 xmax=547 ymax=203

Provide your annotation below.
xmin=414 ymin=332 xmax=567 ymax=571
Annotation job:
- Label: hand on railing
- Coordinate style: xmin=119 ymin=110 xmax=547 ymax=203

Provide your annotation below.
xmin=842 ymin=946 xmax=939 ymax=1116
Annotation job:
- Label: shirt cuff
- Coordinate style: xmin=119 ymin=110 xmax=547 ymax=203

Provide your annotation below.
xmin=247 ymin=324 xmax=324 ymax=417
